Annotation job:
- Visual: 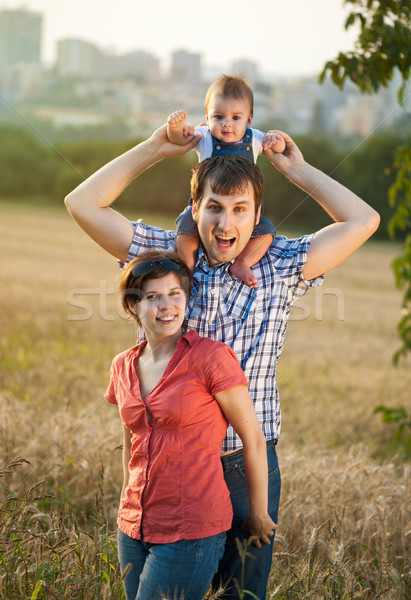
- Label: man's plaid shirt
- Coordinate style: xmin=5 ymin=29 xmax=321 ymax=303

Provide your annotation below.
xmin=122 ymin=220 xmax=323 ymax=452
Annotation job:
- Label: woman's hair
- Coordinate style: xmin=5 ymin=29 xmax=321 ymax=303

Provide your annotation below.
xmin=205 ymin=74 xmax=254 ymax=116
xmin=119 ymin=250 xmax=193 ymax=323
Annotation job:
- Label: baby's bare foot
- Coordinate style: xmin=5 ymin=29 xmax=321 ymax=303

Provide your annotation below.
xmin=167 ymin=110 xmax=186 ymax=129
xmin=230 ymin=261 xmax=258 ymax=288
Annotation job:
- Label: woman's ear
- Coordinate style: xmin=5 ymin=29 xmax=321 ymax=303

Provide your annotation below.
xmin=128 ymin=302 xmax=139 ymax=315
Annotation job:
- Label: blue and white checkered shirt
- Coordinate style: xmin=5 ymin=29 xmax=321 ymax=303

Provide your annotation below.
xmin=122 ymin=220 xmax=323 ymax=452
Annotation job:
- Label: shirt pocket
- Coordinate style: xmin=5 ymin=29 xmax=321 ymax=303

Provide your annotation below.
xmin=223 ymin=280 xmax=258 ymax=320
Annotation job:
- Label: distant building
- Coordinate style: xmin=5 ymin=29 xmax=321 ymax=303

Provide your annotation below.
xmin=57 ymin=39 xmax=160 ymax=82
xmin=56 ymin=38 xmax=100 ymax=78
xmin=95 ymin=49 xmax=160 ymax=82
xmin=170 ymin=50 xmax=202 ymax=83
xmin=0 ymin=8 xmax=42 ymax=67
xmin=230 ymin=59 xmax=258 ymax=86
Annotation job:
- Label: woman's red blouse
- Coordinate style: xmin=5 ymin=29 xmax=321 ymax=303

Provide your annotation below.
xmin=105 ymin=330 xmax=248 ymax=543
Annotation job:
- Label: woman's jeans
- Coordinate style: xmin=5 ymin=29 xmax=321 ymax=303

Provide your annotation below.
xmin=117 ymin=529 xmax=226 ymax=600
xmin=212 ymin=440 xmax=281 ymax=599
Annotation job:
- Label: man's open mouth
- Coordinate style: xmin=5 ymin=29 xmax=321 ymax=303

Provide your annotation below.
xmin=215 ymin=235 xmax=235 ymax=248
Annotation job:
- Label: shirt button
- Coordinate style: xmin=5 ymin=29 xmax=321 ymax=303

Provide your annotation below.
xmin=210 ymin=289 xmax=215 ymax=295
xmin=216 ymin=145 xmax=221 ymax=150
xmin=246 ymin=146 xmax=250 ymax=151
xmin=208 ymin=319 xmax=213 ymax=324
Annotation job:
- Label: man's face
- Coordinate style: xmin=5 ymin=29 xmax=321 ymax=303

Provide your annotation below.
xmin=192 ymin=181 xmax=260 ymax=266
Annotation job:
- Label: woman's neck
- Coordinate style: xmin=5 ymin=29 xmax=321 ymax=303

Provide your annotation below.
xmin=143 ymin=329 xmax=182 ymax=362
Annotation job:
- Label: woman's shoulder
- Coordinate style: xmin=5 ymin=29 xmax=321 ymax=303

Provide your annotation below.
xmin=110 ymin=342 xmax=144 ymax=369
xmin=185 ymin=330 xmax=232 ymax=356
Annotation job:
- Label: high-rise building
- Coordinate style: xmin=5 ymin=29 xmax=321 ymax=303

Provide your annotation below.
xmin=56 ymin=39 xmax=100 ymax=78
xmin=171 ymin=50 xmax=202 ymax=83
xmin=0 ymin=8 xmax=42 ymax=67
xmin=230 ymin=59 xmax=258 ymax=86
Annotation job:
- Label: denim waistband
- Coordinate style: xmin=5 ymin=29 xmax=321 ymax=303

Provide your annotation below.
xmin=221 ymin=438 xmax=277 ymax=471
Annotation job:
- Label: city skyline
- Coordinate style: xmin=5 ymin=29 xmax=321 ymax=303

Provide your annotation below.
xmin=0 ymin=0 xmax=359 ymax=77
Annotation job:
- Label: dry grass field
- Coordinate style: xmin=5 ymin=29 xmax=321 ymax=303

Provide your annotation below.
xmin=0 ymin=202 xmax=410 ymax=599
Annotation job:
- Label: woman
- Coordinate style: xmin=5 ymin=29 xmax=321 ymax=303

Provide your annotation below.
xmin=105 ymin=250 xmax=276 ymax=600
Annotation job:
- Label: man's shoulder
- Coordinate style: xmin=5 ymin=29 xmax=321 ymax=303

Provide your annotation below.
xmin=131 ymin=219 xmax=176 ymax=239
xmin=266 ymin=234 xmax=314 ymax=257
xmin=123 ymin=220 xmax=177 ymax=267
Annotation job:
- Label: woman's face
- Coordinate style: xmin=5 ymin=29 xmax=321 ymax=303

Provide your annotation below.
xmin=133 ymin=272 xmax=187 ymax=340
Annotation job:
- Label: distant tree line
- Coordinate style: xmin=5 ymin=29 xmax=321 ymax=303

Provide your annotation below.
xmin=0 ymin=123 xmax=407 ymax=240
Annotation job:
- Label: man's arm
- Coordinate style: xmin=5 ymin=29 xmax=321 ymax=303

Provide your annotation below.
xmin=264 ymin=131 xmax=380 ymax=280
xmin=64 ymin=125 xmax=200 ymax=262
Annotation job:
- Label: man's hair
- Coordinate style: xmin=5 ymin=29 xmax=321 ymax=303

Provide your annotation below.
xmin=205 ymin=74 xmax=254 ymax=116
xmin=190 ymin=155 xmax=264 ymax=213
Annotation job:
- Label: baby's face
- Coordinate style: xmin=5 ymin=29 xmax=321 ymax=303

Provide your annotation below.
xmin=206 ymin=95 xmax=252 ymax=143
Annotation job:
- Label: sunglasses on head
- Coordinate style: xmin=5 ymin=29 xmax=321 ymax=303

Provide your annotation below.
xmin=131 ymin=258 xmax=181 ymax=278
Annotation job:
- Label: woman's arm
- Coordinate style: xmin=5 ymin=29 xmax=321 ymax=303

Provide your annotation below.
xmin=120 ymin=424 xmax=132 ymax=509
xmin=214 ymin=385 xmax=277 ymax=548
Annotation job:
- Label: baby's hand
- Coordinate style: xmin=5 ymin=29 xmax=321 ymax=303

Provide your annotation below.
xmin=262 ymin=132 xmax=286 ymax=154
xmin=167 ymin=110 xmax=195 ymax=143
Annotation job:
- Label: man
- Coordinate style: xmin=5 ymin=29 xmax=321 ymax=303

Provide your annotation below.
xmin=65 ymin=125 xmax=380 ymax=599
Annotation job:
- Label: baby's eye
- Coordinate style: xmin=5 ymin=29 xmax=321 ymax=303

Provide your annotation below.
xmin=233 ymin=115 xmax=241 ymax=120
xmin=215 ymin=115 xmax=223 ymax=120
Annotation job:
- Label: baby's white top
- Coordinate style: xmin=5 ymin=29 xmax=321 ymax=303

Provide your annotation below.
xmin=194 ymin=125 xmax=264 ymax=163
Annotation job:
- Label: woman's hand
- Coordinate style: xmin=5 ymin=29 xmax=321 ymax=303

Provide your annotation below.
xmin=242 ymin=512 xmax=277 ymax=548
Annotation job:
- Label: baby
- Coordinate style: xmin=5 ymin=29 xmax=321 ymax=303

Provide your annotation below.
xmin=167 ymin=74 xmax=286 ymax=287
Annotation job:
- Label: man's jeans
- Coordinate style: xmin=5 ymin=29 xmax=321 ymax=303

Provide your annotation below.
xmin=212 ymin=440 xmax=281 ymax=599
xmin=117 ymin=529 xmax=226 ymax=600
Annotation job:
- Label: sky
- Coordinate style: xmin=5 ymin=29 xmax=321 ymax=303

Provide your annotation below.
xmin=2 ymin=0 xmax=359 ymax=77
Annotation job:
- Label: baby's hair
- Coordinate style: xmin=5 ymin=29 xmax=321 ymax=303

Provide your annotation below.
xmin=205 ymin=74 xmax=254 ymax=116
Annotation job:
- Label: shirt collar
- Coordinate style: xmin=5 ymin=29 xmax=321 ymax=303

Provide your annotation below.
xmin=196 ymin=247 xmax=233 ymax=274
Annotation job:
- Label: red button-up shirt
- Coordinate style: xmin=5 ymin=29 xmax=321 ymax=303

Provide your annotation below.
xmin=105 ymin=330 xmax=248 ymax=543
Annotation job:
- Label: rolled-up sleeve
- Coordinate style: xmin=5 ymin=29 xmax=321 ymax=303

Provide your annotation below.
xmin=118 ymin=220 xmax=177 ymax=268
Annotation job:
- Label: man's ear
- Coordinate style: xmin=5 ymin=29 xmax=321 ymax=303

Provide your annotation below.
xmin=192 ymin=201 xmax=199 ymax=223
xmin=255 ymin=205 xmax=261 ymax=226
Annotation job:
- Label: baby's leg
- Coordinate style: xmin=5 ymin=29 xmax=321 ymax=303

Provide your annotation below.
xmin=167 ymin=110 xmax=191 ymax=144
xmin=176 ymin=233 xmax=200 ymax=272
xmin=230 ymin=234 xmax=273 ymax=288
